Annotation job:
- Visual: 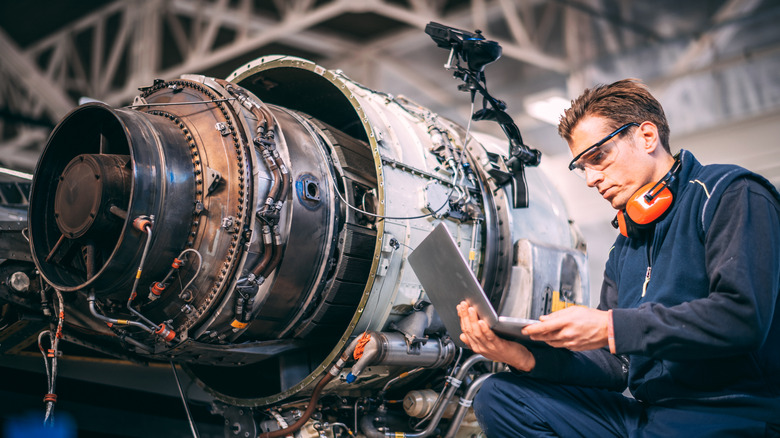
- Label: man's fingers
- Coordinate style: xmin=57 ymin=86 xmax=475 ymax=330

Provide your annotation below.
xmin=476 ymin=319 xmax=494 ymax=338
xmin=466 ymin=305 xmax=481 ymax=324
xmin=523 ymin=321 xmax=562 ymax=337
xmin=458 ymin=302 xmax=474 ymax=334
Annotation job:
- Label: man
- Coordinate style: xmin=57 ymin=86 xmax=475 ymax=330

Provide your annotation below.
xmin=457 ymin=79 xmax=780 ymax=437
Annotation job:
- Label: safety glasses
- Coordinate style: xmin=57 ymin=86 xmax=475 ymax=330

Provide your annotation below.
xmin=568 ymin=122 xmax=639 ymax=177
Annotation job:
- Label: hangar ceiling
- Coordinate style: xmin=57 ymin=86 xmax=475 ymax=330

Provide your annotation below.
xmin=1 ymin=0 xmax=779 ymax=185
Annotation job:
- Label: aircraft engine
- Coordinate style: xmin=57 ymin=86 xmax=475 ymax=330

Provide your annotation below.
xmin=7 ymin=55 xmax=589 ymax=437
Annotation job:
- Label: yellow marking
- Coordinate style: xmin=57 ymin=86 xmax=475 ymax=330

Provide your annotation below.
xmin=468 ymin=250 xmax=476 ymax=261
xmin=117 ymin=319 xmax=129 ymax=325
xmin=230 ymin=320 xmax=249 ymax=329
xmin=136 ymin=269 xmax=142 ymax=279
xmin=551 ymin=291 xmax=580 ymax=313
xmin=690 ymin=180 xmax=711 ymax=198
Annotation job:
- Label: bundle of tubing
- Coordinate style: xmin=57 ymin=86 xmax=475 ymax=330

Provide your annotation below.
xmin=221 ymin=83 xmax=289 ymax=281
xmin=39 ymin=289 xmax=65 ymax=426
xmin=251 ymin=224 xmax=274 ymax=279
xmin=258 ymin=334 xmax=364 ymax=438
xmin=88 ymin=217 xmax=174 ymax=340
xmin=150 ymin=248 xmax=202 ymax=301
xmin=442 ymin=372 xmax=492 ymax=438
xmin=360 ymin=354 xmax=490 ymax=438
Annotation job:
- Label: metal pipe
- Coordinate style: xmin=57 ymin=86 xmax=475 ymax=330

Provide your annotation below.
xmin=443 ymin=372 xmax=492 ymax=438
xmin=259 ymin=372 xmax=334 ymax=438
xmin=125 ymin=219 xmax=159 ymax=329
xmin=88 ymin=293 xmax=154 ymax=334
xmin=258 ymin=147 xmax=282 ymax=216
xmin=251 ymin=224 xmax=274 ymax=279
xmin=259 ymin=335 xmax=365 ymax=438
xmin=260 ymin=225 xmax=283 ymax=278
xmin=171 ymin=362 xmax=201 ymax=438
xmin=381 ymin=367 xmax=425 ymax=394
xmin=359 ymin=354 xmax=489 ymax=438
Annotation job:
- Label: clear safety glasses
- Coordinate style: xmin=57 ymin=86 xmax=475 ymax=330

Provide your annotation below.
xmin=568 ymin=122 xmax=639 ymax=178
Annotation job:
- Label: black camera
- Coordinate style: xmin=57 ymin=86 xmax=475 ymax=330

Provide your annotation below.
xmin=424 ymin=22 xmax=501 ymax=72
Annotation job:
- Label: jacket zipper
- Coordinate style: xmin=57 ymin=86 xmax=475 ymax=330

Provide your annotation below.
xmin=642 ymin=228 xmax=654 ymax=298
xmin=641 ymin=266 xmax=652 ymax=297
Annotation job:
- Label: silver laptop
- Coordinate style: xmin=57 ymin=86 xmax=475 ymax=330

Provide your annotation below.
xmin=408 ymin=223 xmax=539 ymax=349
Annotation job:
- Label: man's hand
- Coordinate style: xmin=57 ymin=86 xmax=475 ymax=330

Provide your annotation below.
xmin=522 ymin=306 xmax=609 ymax=351
xmin=457 ymin=301 xmax=536 ymax=372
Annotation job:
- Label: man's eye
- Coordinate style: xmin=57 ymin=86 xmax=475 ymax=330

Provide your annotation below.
xmin=583 ymin=149 xmax=606 ymax=165
xmin=591 ymin=151 xmax=607 ymax=164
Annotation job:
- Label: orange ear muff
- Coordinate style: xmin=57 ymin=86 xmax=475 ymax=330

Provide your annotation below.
xmin=612 ymin=156 xmax=681 ymax=238
xmin=625 ymin=182 xmax=674 ymax=225
xmin=615 ymin=210 xmax=629 ymax=237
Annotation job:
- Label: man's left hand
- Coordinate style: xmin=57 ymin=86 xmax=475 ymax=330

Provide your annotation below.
xmin=522 ymin=307 xmax=609 ymax=351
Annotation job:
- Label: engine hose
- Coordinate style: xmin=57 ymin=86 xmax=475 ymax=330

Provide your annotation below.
xmin=360 ymin=354 xmax=490 ymax=438
xmin=220 ymin=79 xmax=270 ymax=133
xmin=88 ymin=293 xmax=154 ymax=334
xmin=251 ymin=225 xmax=274 ymax=279
xmin=225 ymin=82 xmax=281 ymax=219
xmin=256 ymin=105 xmax=276 ymax=137
xmin=125 ymin=219 xmax=159 ymax=330
xmin=252 ymin=106 xmax=282 ymax=218
xmin=258 ymin=148 xmax=281 ymax=217
xmin=276 ymin=162 xmax=290 ymax=208
xmin=260 ymin=225 xmax=283 ymax=279
xmin=259 ymin=335 xmax=364 ymax=437
xmin=259 ymin=372 xmax=334 ymax=438
xmin=443 ymin=372 xmax=492 ymax=438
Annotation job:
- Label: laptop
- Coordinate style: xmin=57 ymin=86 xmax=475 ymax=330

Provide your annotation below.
xmin=408 ymin=223 xmax=539 ymax=349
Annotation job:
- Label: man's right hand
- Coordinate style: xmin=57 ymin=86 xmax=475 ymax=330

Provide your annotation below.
xmin=457 ymin=301 xmax=536 ymax=372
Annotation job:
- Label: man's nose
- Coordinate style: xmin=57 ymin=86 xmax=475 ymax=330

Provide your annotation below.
xmin=584 ymin=167 xmax=603 ymax=187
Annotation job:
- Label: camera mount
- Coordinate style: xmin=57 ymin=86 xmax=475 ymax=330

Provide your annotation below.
xmin=425 ymin=22 xmax=542 ymax=208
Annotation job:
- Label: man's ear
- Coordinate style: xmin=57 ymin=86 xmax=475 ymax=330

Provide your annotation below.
xmin=637 ymin=121 xmax=660 ymax=154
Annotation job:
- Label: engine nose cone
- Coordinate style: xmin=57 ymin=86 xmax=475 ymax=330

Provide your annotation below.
xmin=54 ymin=154 xmax=130 ymax=239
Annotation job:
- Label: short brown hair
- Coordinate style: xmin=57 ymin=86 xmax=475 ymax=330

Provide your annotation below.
xmin=558 ymin=79 xmax=671 ymax=153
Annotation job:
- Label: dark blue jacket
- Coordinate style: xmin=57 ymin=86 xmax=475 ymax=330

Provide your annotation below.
xmin=525 ymin=150 xmax=780 ymax=422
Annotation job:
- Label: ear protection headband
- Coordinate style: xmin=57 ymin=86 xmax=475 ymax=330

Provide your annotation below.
xmin=612 ymin=157 xmax=681 ymax=239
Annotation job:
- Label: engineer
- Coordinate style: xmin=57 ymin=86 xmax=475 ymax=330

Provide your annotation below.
xmin=457 ymin=78 xmax=780 ymax=437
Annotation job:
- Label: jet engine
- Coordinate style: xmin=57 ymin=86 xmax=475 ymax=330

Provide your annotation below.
xmin=2 ymin=53 xmax=588 ymax=437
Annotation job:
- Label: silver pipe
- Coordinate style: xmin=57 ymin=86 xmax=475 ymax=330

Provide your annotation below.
xmin=88 ymin=293 xmax=154 ymax=334
xmin=443 ymin=372 xmax=493 ymax=438
xmin=359 ymin=354 xmax=490 ymax=438
xmin=381 ymin=367 xmax=425 ymax=394
xmin=171 ymin=362 xmax=200 ymax=438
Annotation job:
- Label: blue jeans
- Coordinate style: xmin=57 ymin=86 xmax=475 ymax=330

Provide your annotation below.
xmin=473 ymin=372 xmax=776 ymax=438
